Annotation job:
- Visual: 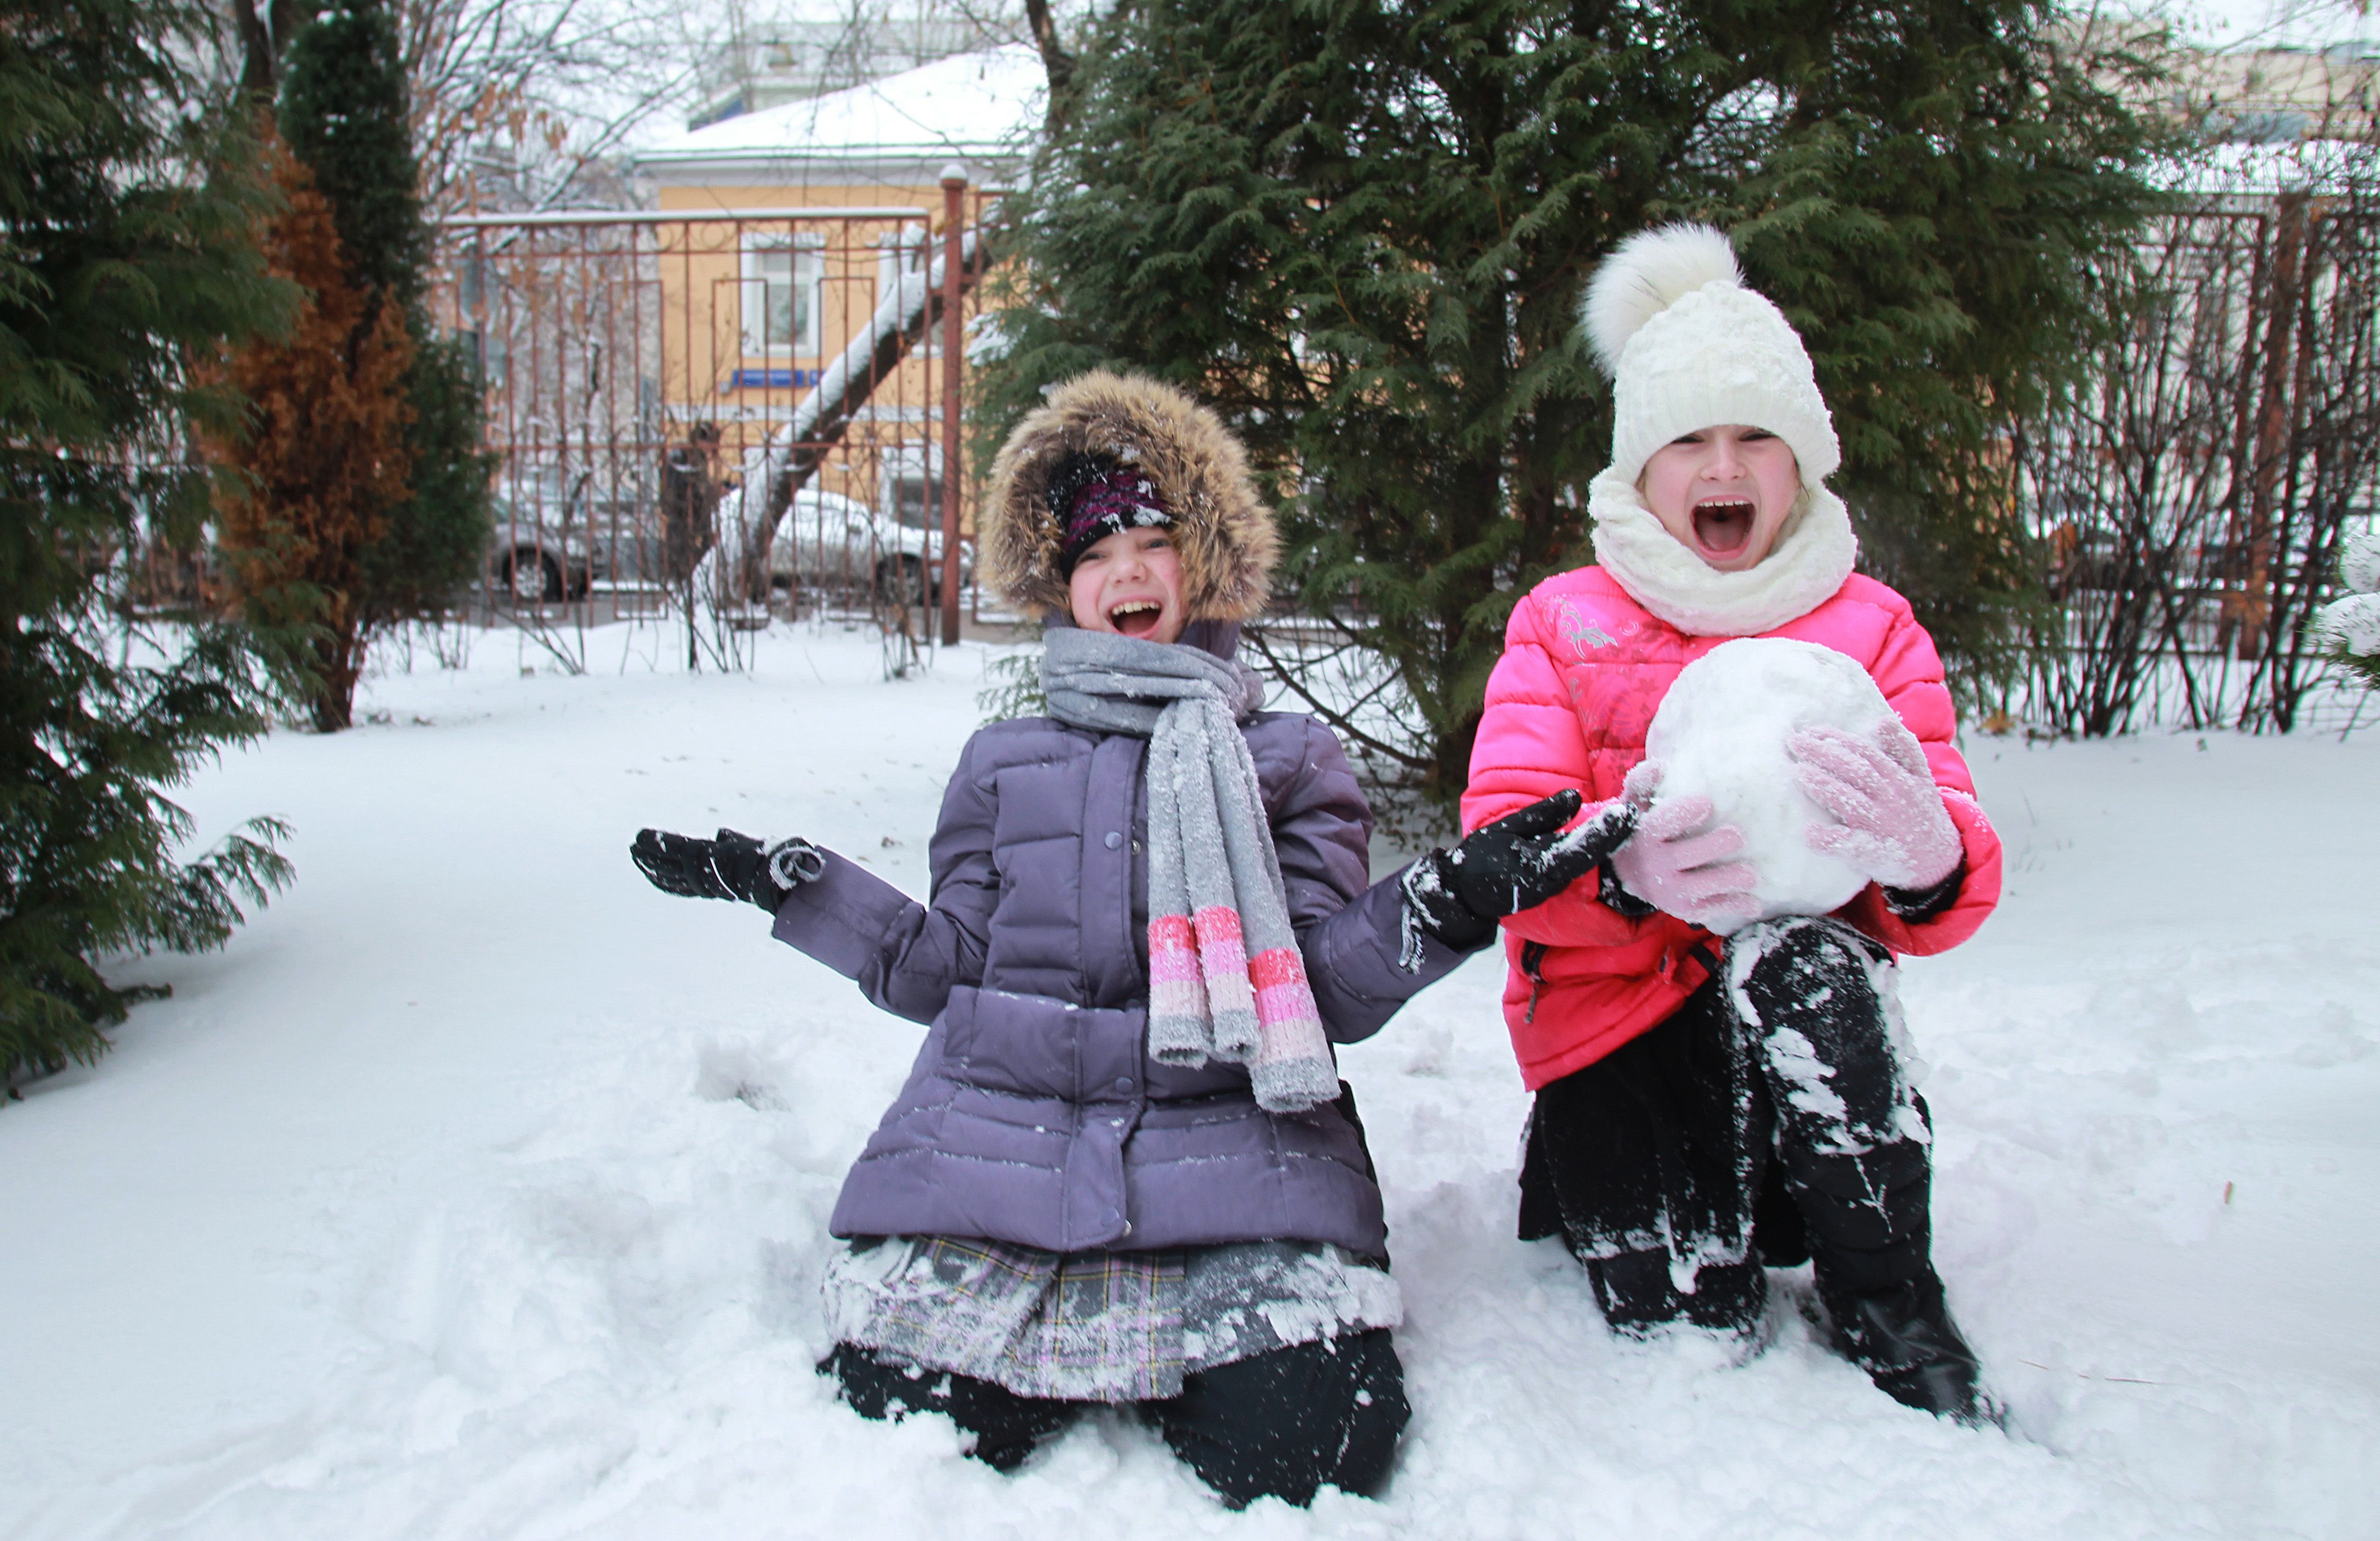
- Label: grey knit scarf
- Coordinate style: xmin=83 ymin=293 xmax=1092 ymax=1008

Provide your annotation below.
xmin=1041 ymin=625 xmax=1338 ymax=1114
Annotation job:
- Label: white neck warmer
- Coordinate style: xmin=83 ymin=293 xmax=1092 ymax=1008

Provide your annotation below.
xmin=1587 ymin=468 xmax=1858 ymax=638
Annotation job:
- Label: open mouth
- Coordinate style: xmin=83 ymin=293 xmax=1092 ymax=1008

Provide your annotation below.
xmin=1107 ymin=598 xmax=1165 ymax=638
xmin=1691 ymin=499 xmax=1757 ymax=557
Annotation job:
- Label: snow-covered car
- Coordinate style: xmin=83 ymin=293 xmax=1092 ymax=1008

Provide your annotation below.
xmin=487 ymin=497 xmax=598 ymax=602
xmin=768 ymin=486 xmax=973 ymax=603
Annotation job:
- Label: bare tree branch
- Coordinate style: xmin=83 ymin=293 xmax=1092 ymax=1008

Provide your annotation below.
xmin=1244 ymin=626 xmax=1434 ymax=772
xmin=1022 ymin=0 xmax=1073 ymax=109
xmin=395 ymin=0 xmax=707 ymax=215
xmin=221 ymin=0 xmax=322 ymax=97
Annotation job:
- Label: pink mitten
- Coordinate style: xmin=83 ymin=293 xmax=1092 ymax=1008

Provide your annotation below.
xmin=1788 ymin=719 xmax=1960 ymax=891
xmin=1608 ymin=760 xmax=1763 ymax=932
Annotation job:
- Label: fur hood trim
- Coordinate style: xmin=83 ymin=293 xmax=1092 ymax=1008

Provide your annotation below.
xmin=983 ymin=371 xmax=1278 ymax=620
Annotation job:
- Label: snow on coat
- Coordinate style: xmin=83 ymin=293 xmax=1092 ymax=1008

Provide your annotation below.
xmin=1460 ymin=565 xmax=2003 ymax=1091
xmin=772 ymin=686 xmax=1472 ymax=1255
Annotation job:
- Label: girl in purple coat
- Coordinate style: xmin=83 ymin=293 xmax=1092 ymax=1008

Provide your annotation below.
xmin=631 ymin=372 xmax=1632 ymax=1506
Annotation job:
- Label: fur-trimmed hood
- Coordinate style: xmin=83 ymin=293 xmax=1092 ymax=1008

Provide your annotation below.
xmin=983 ymin=371 xmax=1278 ymax=621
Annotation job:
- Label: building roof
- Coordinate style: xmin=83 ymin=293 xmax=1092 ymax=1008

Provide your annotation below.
xmin=631 ymin=44 xmax=1046 ymax=188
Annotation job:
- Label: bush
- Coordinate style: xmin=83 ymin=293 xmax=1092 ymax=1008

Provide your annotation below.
xmin=1 ymin=0 xmax=298 ymax=1086
xmin=982 ymin=0 xmax=2166 ymax=804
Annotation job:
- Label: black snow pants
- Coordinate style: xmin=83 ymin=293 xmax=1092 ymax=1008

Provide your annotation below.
xmin=822 ymin=1328 xmax=1409 ymax=1508
xmin=1519 ymin=915 xmax=1939 ymax=1344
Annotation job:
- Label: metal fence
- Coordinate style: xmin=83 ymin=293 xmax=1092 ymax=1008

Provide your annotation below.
xmin=2002 ymin=174 xmax=2380 ymax=736
xmin=431 ymin=190 xmax=994 ymax=676
xmin=108 ymin=176 xmax=2371 ymax=738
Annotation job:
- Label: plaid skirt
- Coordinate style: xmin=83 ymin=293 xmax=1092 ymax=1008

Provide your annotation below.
xmin=821 ymin=1233 xmax=1402 ymax=1403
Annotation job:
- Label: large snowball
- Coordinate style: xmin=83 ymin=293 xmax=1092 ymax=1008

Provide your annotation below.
xmin=1644 ymin=637 xmax=1897 ymax=930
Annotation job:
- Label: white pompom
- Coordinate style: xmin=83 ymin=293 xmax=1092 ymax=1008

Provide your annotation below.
xmin=1645 ymin=638 xmax=1897 ymax=931
xmin=1581 ymin=223 xmax=1743 ymax=375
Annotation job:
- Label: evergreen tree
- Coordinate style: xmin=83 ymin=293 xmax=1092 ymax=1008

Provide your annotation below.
xmin=212 ymin=141 xmax=419 ymax=730
xmin=982 ymin=0 xmax=2166 ymax=805
xmin=277 ymin=0 xmax=426 ymax=310
xmin=365 ymin=333 xmax=496 ymax=638
xmin=1 ymin=0 xmax=297 ymax=1087
xmin=284 ymin=0 xmax=493 ymax=650
xmin=220 ymin=0 xmax=492 ymax=731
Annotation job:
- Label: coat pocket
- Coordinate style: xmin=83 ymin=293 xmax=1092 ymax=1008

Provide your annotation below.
xmin=936 ymin=984 xmax=1145 ymax=1104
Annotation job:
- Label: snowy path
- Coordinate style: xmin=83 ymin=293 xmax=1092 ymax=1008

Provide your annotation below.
xmin=2 ymin=631 xmax=2373 ymax=1539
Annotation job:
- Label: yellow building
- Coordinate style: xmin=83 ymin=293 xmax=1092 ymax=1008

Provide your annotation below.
xmin=624 ymin=46 xmax=1043 ymax=523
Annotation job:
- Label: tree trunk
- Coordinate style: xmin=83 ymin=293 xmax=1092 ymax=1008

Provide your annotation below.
xmin=310 ymin=599 xmax=363 ymax=732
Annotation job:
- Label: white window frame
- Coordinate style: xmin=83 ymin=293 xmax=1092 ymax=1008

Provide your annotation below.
xmin=740 ymin=234 xmax=824 ymax=358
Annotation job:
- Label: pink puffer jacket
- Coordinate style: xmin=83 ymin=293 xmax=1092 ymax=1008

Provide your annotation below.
xmin=1460 ymin=565 xmax=2002 ymax=1090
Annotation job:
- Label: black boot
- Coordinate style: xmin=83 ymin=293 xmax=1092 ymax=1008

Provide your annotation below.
xmin=1586 ymin=1252 xmax=1766 ymax=1346
xmin=821 ymin=1343 xmax=1077 ymax=1470
xmin=1156 ymin=1329 xmax=1410 ymax=1508
xmin=1782 ymin=1127 xmax=2000 ymax=1425
xmin=1832 ymin=1276 xmax=1999 ymax=1427
xmin=1730 ymin=918 xmax=1997 ymax=1425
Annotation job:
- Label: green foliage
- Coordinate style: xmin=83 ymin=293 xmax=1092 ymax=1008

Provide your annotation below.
xmin=980 ymin=0 xmax=2168 ymax=803
xmin=1 ymin=0 xmax=298 ymax=1086
xmin=976 ymin=627 xmax=1049 ymax=723
xmin=277 ymin=0 xmax=428 ymax=310
xmin=365 ymin=332 xmax=497 ymax=631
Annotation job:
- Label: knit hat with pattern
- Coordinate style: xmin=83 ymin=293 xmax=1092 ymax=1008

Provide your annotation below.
xmin=1047 ymin=453 xmax=1172 ymax=576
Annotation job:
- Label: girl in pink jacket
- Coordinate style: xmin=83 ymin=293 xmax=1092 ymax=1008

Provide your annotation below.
xmin=1459 ymin=226 xmax=2003 ymax=1425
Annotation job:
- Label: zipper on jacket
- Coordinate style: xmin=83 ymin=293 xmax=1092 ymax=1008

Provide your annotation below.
xmin=1521 ymin=942 xmax=1549 ymax=1024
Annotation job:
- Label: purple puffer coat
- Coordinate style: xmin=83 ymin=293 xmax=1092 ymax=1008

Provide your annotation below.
xmin=771 ymin=702 xmax=1470 ymax=1257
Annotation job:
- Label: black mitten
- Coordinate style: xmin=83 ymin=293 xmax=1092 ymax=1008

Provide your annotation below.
xmin=630 ymin=828 xmax=824 ymax=912
xmin=1401 ymin=791 xmax=1639 ymax=951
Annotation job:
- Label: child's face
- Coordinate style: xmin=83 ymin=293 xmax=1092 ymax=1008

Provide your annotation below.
xmin=1637 ymin=425 xmax=1802 ymax=572
xmin=1068 ymin=526 xmax=1186 ymax=643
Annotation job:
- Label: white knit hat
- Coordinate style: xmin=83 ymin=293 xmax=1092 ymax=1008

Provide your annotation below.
xmin=1582 ymin=223 xmax=1840 ymax=490
xmin=1575 ymin=224 xmax=1857 ymax=637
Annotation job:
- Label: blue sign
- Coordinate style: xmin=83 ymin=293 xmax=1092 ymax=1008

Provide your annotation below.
xmin=722 ymin=368 xmax=823 ymax=391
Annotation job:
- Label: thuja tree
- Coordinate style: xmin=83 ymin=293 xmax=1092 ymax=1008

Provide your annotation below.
xmin=282 ymin=0 xmax=491 ymax=666
xmin=220 ymin=0 xmax=492 ymax=731
xmin=983 ymin=0 xmax=2167 ymax=804
xmin=212 ymin=140 xmax=419 ymax=731
xmin=1 ymin=0 xmax=298 ymax=1087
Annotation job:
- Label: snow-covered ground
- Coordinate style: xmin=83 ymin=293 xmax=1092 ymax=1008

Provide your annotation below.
xmin=3 ymin=628 xmax=2374 ymax=1540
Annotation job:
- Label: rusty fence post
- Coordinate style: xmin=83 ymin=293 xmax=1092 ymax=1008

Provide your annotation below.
xmin=2238 ymin=189 xmax=2309 ymax=662
xmin=940 ymin=166 xmax=966 ymax=647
